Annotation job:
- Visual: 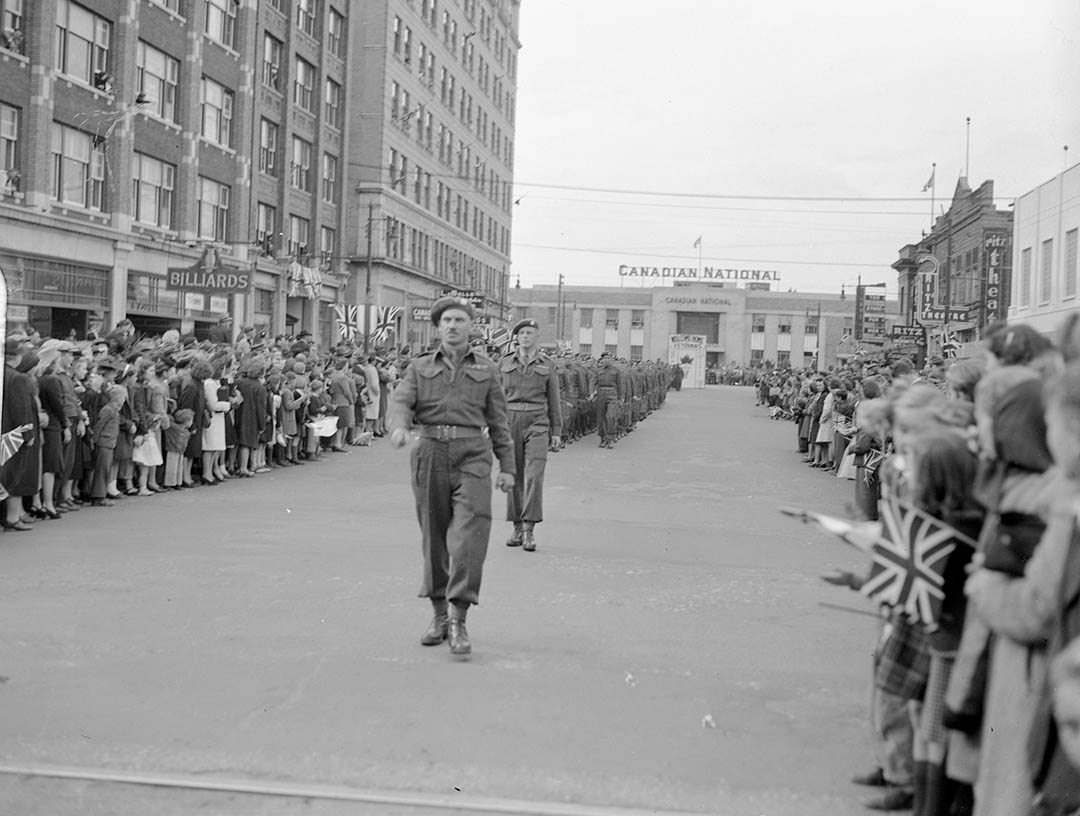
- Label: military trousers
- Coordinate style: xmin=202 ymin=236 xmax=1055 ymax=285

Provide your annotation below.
xmin=595 ymin=387 xmax=617 ymax=440
xmin=505 ymin=408 xmax=549 ymax=524
xmin=410 ymin=437 xmax=493 ymax=606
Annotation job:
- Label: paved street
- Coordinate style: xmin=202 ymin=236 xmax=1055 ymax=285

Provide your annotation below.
xmin=0 ymin=386 xmax=879 ymax=816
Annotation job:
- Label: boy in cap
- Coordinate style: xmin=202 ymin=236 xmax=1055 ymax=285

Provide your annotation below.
xmin=389 ymin=297 xmax=515 ymax=656
xmin=163 ymin=408 xmax=195 ymax=489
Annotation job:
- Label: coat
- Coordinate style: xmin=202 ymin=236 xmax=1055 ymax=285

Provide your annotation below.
xmin=177 ymin=378 xmax=207 ymax=458
xmin=0 ymin=364 xmax=41 ymax=496
xmin=235 ymin=377 xmax=266 ymax=448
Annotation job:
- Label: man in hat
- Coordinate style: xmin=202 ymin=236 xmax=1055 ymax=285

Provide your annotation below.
xmin=389 ymin=297 xmax=515 ymax=657
xmin=209 ymin=314 xmax=233 ymax=344
xmin=498 ymin=318 xmax=562 ymax=552
xmin=594 ymin=352 xmax=622 ymax=448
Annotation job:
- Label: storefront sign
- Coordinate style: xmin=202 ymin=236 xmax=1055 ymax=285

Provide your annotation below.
xmin=441 ymin=288 xmax=485 ymax=308
xmin=668 ymin=334 xmax=707 ymax=389
xmin=7 ymin=304 xmax=27 ymax=322
xmin=166 ymin=248 xmax=251 ymax=293
xmin=412 ymin=307 xmax=431 ymax=322
xmin=982 ymin=230 xmax=1010 ymax=326
xmin=891 ymin=325 xmax=926 ymax=343
xmin=662 ymin=296 xmax=733 ymax=306
xmin=621 ymin=265 xmax=780 ymax=282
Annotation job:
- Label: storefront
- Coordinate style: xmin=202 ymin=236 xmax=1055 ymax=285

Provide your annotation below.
xmin=126 ymin=271 xmax=231 ymax=339
xmin=1 ymin=251 xmax=110 ymax=338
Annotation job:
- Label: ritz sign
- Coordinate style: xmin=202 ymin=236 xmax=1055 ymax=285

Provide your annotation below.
xmin=619 ymin=265 xmax=781 ymax=282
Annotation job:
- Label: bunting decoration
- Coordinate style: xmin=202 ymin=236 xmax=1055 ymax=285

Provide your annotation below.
xmin=372 ymin=306 xmax=402 ymax=345
xmin=333 ymin=303 xmax=359 ymax=342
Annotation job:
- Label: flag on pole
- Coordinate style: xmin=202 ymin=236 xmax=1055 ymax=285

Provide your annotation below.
xmin=860 ymin=495 xmax=976 ymax=629
xmin=0 ymin=424 xmax=32 ymax=466
xmin=942 ymin=330 xmax=960 ymax=359
xmin=921 ymin=167 xmax=936 ymax=192
xmin=692 ymin=236 xmax=702 ymax=249
xmin=484 ymin=325 xmax=514 ymax=355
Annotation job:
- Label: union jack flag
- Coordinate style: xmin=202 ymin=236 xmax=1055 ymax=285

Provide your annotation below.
xmin=863 ymin=448 xmax=885 ymax=487
xmin=332 ymin=303 xmax=359 ymax=342
xmin=0 ymin=423 xmax=33 ymax=466
xmin=942 ymin=330 xmax=961 ymax=359
xmin=485 ymin=325 xmax=514 ymax=355
xmin=372 ymin=306 xmax=402 ymax=344
xmin=860 ymin=495 xmax=976 ymax=629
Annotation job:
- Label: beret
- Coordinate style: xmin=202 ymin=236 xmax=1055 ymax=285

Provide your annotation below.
xmin=430 ymin=296 xmax=475 ymax=325
xmin=512 ymin=318 xmax=539 ymax=336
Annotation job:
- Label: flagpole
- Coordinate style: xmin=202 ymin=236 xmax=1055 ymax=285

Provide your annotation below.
xmin=698 ymin=240 xmax=702 ymax=279
xmin=929 ymin=162 xmax=936 ymax=229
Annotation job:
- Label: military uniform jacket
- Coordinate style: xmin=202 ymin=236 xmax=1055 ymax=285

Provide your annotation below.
xmin=390 ymin=346 xmax=515 ymax=473
xmin=498 ymin=351 xmax=563 ymax=437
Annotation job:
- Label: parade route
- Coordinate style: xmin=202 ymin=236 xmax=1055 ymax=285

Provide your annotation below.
xmin=0 ymin=386 xmax=878 ymax=815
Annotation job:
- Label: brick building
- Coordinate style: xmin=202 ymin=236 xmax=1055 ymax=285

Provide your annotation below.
xmin=891 ymin=177 xmax=1013 ymax=358
xmin=0 ymin=0 xmax=520 ymax=347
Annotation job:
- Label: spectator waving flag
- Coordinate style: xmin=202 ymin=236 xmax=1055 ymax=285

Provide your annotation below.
xmin=332 ymin=303 xmax=359 ymax=342
xmin=863 ymin=448 xmax=885 ymax=487
xmin=0 ymin=424 xmax=32 ymax=466
xmin=860 ymin=495 xmax=976 ymax=629
xmin=372 ymin=306 xmax=402 ymax=345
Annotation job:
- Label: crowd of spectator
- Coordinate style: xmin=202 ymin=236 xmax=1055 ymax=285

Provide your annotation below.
xmin=755 ymin=321 xmax=1080 ymax=816
xmin=0 ymin=317 xmax=408 ymax=531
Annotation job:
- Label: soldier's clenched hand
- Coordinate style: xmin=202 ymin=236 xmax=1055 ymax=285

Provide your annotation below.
xmin=495 ymin=472 xmax=515 ymax=493
xmin=389 ymin=428 xmax=410 ymax=449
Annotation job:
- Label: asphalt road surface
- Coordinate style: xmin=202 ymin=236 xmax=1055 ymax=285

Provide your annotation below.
xmin=0 ymin=385 xmax=881 ymax=816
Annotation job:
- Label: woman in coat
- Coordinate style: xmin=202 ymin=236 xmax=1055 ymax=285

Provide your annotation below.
xmin=234 ymin=359 xmax=267 ymax=477
xmin=1 ymin=341 xmax=41 ymax=530
xmin=176 ymin=360 xmax=210 ymax=487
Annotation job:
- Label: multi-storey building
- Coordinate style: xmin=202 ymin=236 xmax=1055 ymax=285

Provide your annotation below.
xmin=345 ymin=0 xmax=520 ymax=352
xmin=1008 ymin=161 xmax=1080 ymax=336
xmin=892 ymin=177 xmax=1013 ymax=357
xmin=0 ymin=0 xmax=520 ymax=349
xmin=509 ymin=282 xmax=899 ymax=370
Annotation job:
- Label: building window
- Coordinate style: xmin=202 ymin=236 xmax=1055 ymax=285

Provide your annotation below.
xmin=402 ymin=25 xmax=412 ymax=64
xmin=777 ymin=351 xmax=790 ymax=366
xmin=266 ymin=0 xmax=283 ymax=10
xmin=605 ymin=309 xmax=619 ymax=328
xmin=327 ymin=7 xmax=344 ymax=57
xmin=750 ymin=349 xmax=764 ymax=364
xmin=320 ymin=225 xmax=336 ymax=262
xmin=1 ymin=103 xmax=18 ymax=191
xmin=204 ymin=0 xmax=236 ymax=49
xmin=1020 ymin=247 xmax=1032 ymax=307
xmin=751 ymin=314 xmax=766 ymax=333
xmin=294 ymin=57 xmax=316 ymax=112
xmin=805 ymin=318 xmax=818 ymax=335
xmin=197 ymin=177 xmax=229 ymax=240
xmin=288 ymin=214 xmax=309 ymax=257
xmin=392 ymin=15 xmax=402 ymax=56
xmin=290 ymin=136 xmax=312 ymax=191
xmin=778 ymin=315 xmax=792 ymax=333
xmin=131 ymin=153 xmax=174 ymax=227
xmin=1040 ymin=239 xmax=1054 ymax=304
xmin=322 ymin=152 xmax=338 ymax=203
xmin=258 ymin=118 xmax=278 ymax=176
xmin=630 ymin=310 xmax=644 ymax=328
xmin=200 ymin=77 xmax=233 ymax=146
xmin=50 ymin=122 xmax=105 ymax=210
xmin=256 ymin=202 xmax=276 ymax=250
xmin=324 ymin=78 xmax=341 ymax=128
xmin=262 ymin=33 xmax=282 ymax=91
xmin=604 ymin=344 xmax=617 ymax=356
xmin=579 ymin=308 xmax=593 ymax=328
xmin=579 ymin=343 xmax=591 ymax=356
xmin=296 ymin=0 xmax=317 ymax=37
xmin=55 ymin=1 xmax=111 ymax=86
xmin=630 ymin=345 xmax=643 ymax=361
xmin=1 ymin=0 xmax=25 ymax=55
xmin=1066 ymin=229 xmax=1079 ymax=300
xmin=136 ymin=41 xmax=179 ymax=122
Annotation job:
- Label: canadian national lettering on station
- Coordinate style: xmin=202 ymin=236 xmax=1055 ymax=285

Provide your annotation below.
xmin=619 ymin=265 xmax=781 ymax=282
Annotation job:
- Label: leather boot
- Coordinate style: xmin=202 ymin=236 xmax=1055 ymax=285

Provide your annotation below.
xmin=522 ymin=526 xmax=536 ymax=552
xmin=448 ymin=619 xmax=471 ymax=655
xmin=506 ymin=525 xmax=524 ymax=547
xmin=420 ymin=613 xmax=449 ymax=645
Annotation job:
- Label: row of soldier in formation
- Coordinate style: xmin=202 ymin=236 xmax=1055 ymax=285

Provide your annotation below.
xmin=388 ymin=299 xmax=681 ymax=656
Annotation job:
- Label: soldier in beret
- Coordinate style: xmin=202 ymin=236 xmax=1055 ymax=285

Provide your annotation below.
xmin=388 ymin=297 xmax=516 ymax=657
xmin=498 ymin=318 xmax=562 ymax=552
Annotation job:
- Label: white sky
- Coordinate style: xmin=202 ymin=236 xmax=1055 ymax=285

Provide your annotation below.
xmin=509 ymin=0 xmax=1080 ymax=297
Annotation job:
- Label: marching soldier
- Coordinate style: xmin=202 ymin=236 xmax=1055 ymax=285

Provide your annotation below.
xmin=389 ymin=297 xmax=516 ymax=657
xmin=594 ymin=353 xmax=620 ymax=448
xmin=499 ymin=319 xmax=562 ymax=552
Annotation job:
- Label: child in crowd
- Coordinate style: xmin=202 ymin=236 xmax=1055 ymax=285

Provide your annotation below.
xmin=163 ymin=408 xmax=195 ymax=489
xmin=89 ymin=385 xmax=125 ymax=506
